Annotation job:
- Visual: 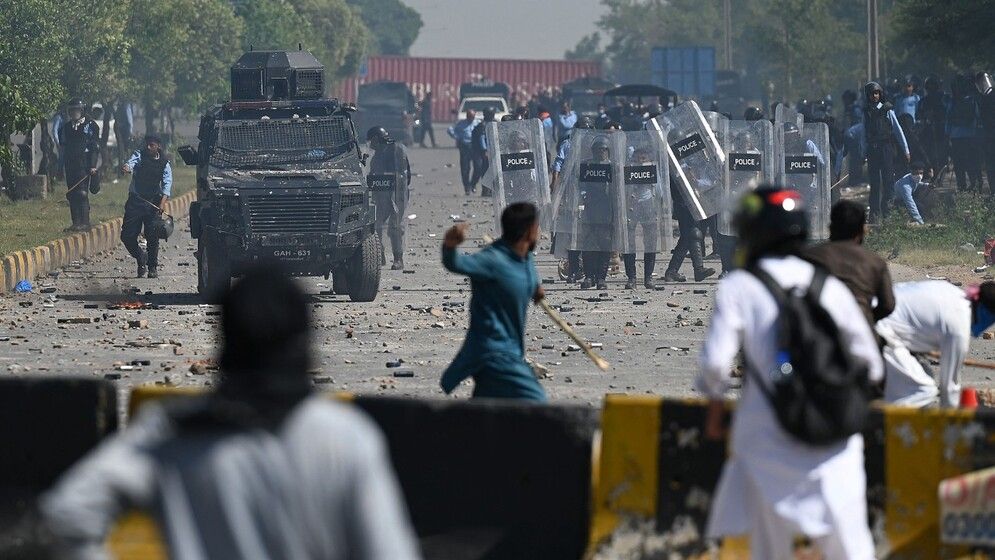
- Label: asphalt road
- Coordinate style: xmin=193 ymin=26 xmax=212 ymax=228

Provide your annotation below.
xmin=3 ymin=143 xmax=995 ymax=412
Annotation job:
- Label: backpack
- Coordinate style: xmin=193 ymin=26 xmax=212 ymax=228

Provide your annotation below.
xmin=746 ymin=266 xmax=872 ymax=446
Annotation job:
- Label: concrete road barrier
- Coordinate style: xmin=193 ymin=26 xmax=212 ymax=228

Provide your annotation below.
xmin=0 ymin=190 xmax=197 ymax=293
xmin=117 ymin=388 xmax=599 ymax=560
xmin=588 ymin=394 xmax=995 ymax=559
xmin=0 ymin=378 xmax=118 ymax=558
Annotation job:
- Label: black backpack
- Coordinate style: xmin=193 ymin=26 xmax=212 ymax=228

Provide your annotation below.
xmin=746 ymin=266 xmax=872 ymax=446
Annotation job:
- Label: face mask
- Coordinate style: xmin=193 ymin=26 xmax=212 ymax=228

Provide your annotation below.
xmin=972 ymin=304 xmax=995 ymax=338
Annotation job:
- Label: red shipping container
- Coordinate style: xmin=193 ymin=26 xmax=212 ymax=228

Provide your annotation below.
xmin=337 ymin=56 xmax=601 ymax=123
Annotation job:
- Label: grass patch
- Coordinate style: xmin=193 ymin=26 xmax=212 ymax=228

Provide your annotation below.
xmin=865 ymin=193 xmax=994 ymax=267
xmin=0 ymin=166 xmax=194 ymax=257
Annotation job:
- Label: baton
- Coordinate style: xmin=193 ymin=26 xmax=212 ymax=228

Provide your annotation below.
xmin=830 ymin=172 xmax=850 ymax=191
xmin=537 ymin=297 xmax=610 ymax=371
xmin=64 ymin=174 xmax=90 ymax=196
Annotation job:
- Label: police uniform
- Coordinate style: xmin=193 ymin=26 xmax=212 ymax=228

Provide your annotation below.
xmin=60 ymin=116 xmax=101 ymax=229
xmin=369 ymin=142 xmax=411 ymax=269
xmin=122 ymin=149 xmax=172 ymax=276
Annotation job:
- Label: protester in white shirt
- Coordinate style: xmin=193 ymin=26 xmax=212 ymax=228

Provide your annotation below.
xmin=876 ymin=280 xmax=995 ymax=407
xmin=697 ymin=187 xmax=883 ymax=559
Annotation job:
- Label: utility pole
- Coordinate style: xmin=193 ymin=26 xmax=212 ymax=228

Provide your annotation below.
xmin=723 ymin=0 xmax=732 ymax=70
xmin=867 ymin=0 xmax=880 ymax=81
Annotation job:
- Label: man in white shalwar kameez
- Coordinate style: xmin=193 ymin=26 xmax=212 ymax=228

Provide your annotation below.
xmin=697 ymin=187 xmax=883 ymax=560
xmin=875 ymin=281 xmax=995 ymax=408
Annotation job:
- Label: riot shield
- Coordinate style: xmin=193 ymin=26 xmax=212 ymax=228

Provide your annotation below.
xmin=719 ymin=119 xmax=775 ymax=235
xmin=778 ymin=121 xmax=831 ymax=240
xmin=648 ymin=100 xmax=726 ymax=221
xmin=367 ymin=141 xmax=408 ymax=216
xmin=486 ymin=119 xmax=552 ymax=232
xmin=619 ymin=129 xmax=673 ymax=255
xmin=551 ymin=129 xmax=626 ymax=255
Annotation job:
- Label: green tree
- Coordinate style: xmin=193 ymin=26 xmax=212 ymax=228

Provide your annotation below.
xmin=236 ymin=0 xmax=318 ymax=54
xmin=0 ymin=0 xmax=70 ymax=174
xmin=290 ymin=0 xmax=370 ymax=82
xmin=745 ymin=0 xmax=864 ymax=100
xmin=891 ymin=0 xmax=995 ymax=70
xmin=128 ymin=0 xmax=243 ymax=134
xmin=346 ymin=0 xmax=422 ymax=56
xmin=565 ymin=32 xmax=605 ymax=64
xmin=60 ymin=0 xmax=132 ymax=103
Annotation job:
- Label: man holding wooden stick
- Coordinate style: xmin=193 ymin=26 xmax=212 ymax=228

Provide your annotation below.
xmin=440 ymin=203 xmax=548 ymax=401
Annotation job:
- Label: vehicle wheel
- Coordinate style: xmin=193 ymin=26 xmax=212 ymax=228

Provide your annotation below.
xmin=197 ymin=233 xmax=231 ymax=302
xmin=347 ymin=233 xmax=382 ymax=302
xmin=332 ymin=267 xmax=349 ymax=295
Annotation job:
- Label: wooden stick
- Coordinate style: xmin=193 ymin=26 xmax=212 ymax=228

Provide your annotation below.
xmin=924 ymin=351 xmax=995 ymax=370
xmin=830 ymin=172 xmax=850 ymax=191
xmin=537 ymin=298 xmax=610 ymax=371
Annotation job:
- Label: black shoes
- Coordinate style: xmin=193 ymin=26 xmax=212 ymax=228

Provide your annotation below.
xmin=664 ymin=270 xmax=687 ymax=282
xmin=694 ymin=268 xmax=716 ymax=282
xmin=147 ymin=267 xmax=158 ymax=279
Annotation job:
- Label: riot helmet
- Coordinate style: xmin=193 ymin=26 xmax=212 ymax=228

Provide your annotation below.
xmin=645 ymin=103 xmax=663 ymax=118
xmin=590 ymin=135 xmax=611 ymax=161
xmin=575 ymin=116 xmax=594 ymax=129
xmin=924 ymin=76 xmax=942 ymax=94
xmin=863 ymin=82 xmax=883 ymax=103
xmin=508 ymin=130 xmax=529 ymax=152
xmin=733 ymin=186 xmax=809 ymax=264
xmin=67 ymin=98 xmax=85 ymax=120
xmin=366 ymin=126 xmax=390 ymax=147
xmin=744 ymin=106 xmax=764 ymax=121
xmin=482 ymin=107 xmax=497 ymax=121
xmin=977 ymin=72 xmax=994 ymax=96
xmin=152 ymin=214 xmax=175 ymax=240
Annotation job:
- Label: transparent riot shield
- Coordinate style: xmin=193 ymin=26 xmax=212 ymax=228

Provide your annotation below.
xmin=367 ymin=141 xmax=409 ymax=217
xmin=719 ymin=119 xmax=775 ymax=235
xmin=486 ymin=118 xmax=551 ymax=232
xmin=778 ymin=121 xmax=831 ymax=240
xmin=551 ymin=129 xmax=626 ymax=255
xmin=619 ymin=129 xmax=673 ymax=255
xmin=648 ymin=100 xmax=726 ymax=221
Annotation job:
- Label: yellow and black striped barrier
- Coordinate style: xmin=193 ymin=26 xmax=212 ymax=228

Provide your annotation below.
xmin=1 ymin=190 xmax=197 ymax=293
xmin=588 ymin=394 xmax=994 ymax=559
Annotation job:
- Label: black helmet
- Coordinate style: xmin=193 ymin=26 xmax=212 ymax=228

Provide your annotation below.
xmin=67 ymin=98 xmax=85 ymax=110
xmin=590 ymin=135 xmax=610 ymax=151
xmin=152 ymin=214 xmax=174 ymax=240
xmin=645 ymin=103 xmax=663 ymax=118
xmin=575 ymin=116 xmax=594 ymax=129
xmin=744 ymin=106 xmax=764 ymax=121
xmin=733 ymin=186 xmax=808 ymax=264
xmin=864 ymin=81 xmax=883 ymax=101
xmin=483 ymin=107 xmax=497 ymax=120
xmin=924 ymin=75 xmax=942 ymax=93
xmin=366 ymin=126 xmax=390 ymax=144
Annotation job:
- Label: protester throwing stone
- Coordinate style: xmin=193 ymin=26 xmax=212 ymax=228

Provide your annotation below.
xmin=41 ymin=264 xmax=421 ymax=560
xmin=440 ymin=203 xmax=547 ymax=400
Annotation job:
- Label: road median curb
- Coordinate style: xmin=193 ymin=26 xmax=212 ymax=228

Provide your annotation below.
xmin=1 ymin=190 xmax=197 ymax=293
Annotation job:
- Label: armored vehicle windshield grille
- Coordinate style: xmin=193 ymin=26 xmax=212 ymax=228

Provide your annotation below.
xmin=295 ymin=70 xmax=324 ymax=98
xmin=340 ymin=192 xmax=365 ymax=208
xmin=245 ymin=195 xmax=333 ymax=233
xmin=211 ymin=117 xmax=352 ymax=166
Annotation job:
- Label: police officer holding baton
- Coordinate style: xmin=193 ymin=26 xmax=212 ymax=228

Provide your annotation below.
xmin=121 ymin=135 xmax=172 ymax=278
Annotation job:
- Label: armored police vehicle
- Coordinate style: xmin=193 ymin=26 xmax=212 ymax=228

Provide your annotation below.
xmin=178 ymin=49 xmax=381 ymax=301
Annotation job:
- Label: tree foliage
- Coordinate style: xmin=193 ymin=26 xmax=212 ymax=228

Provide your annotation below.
xmin=346 ymin=0 xmax=423 ymax=56
xmin=891 ymin=0 xmax=995 ymax=71
xmin=291 ymin=0 xmax=370 ymax=82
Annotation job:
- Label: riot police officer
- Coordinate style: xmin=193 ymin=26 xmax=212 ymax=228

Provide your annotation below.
xmin=862 ymin=82 xmax=909 ymax=221
xmin=976 ymin=72 xmax=995 ymax=196
xmin=121 ymin=135 xmax=172 ymax=278
xmin=59 ymin=99 xmax=101 ymax=231
xmin=367 ymin=127 xmax=411 ymax=270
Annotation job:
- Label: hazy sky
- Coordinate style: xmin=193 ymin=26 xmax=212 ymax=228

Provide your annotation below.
xmin=400 ymin=0 xmax=605 ymax=60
